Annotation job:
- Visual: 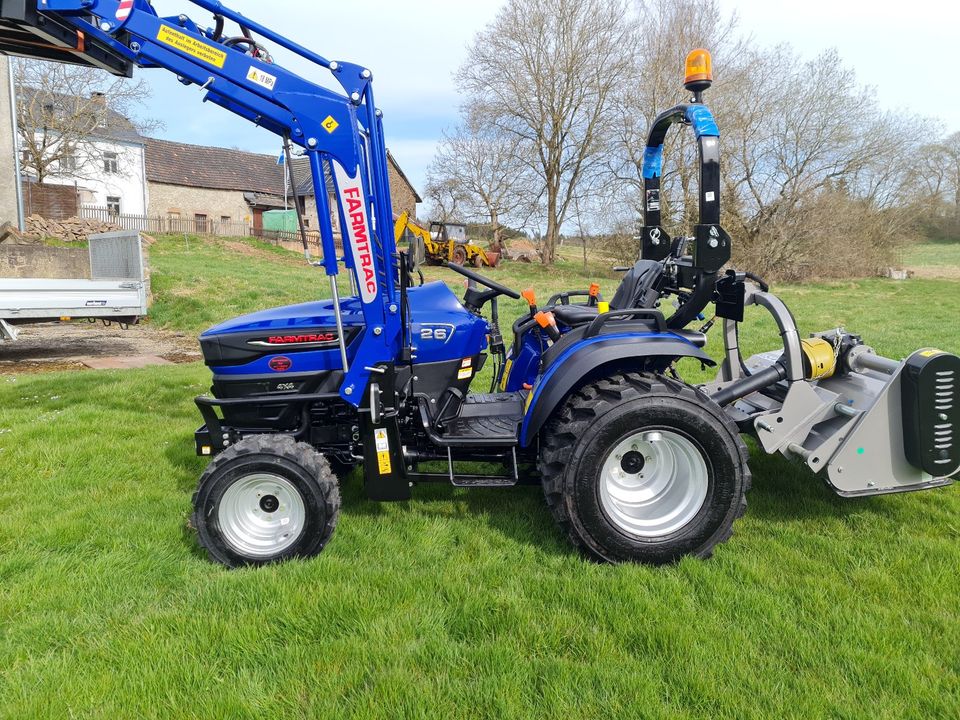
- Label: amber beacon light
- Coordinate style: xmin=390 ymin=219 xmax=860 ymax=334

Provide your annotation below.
xmin=684 ymin=48 xmax=713 ymax=94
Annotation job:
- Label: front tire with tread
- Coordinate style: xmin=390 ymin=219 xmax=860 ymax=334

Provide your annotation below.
xmin=192 ymin=434 xmax=340 ymax=568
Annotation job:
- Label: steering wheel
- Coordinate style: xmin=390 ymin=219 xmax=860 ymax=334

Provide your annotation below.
xmin=444 ymin=262 xmax=521 ymax=299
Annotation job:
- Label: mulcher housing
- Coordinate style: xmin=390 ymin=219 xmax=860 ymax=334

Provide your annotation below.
xmin=5 ymin=2 xmax=955 ymax=565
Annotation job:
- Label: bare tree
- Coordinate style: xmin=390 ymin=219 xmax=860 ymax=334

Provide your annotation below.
xmin=718 ymin=46 xmax=936 ymax=276
xmin=14 ymin=57 xmax=159 ymax=183
xmin=917 ymin=132 xmax=960 ymax=236
xmin=458 ymin=0 xmax=639 ymax=264
xmin=423 ymin=175 xmax=463 ymax=225
xmin=425 ymin=111 xmax=538 ymax=249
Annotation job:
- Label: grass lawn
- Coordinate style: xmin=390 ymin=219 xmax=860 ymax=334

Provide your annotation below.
xmin=1 ymin=236 xmax=958 ymax=718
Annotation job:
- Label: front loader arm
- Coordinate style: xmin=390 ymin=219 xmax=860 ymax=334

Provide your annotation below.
xmin=18 ymin=0 xmax=402 ymax=405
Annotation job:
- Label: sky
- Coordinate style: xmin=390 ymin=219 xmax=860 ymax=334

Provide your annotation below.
xmin=140 ymin=0 xmax=960 ymax=200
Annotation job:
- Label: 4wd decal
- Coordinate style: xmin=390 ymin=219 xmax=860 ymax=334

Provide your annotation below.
xmin=332 ymin=161 xmax=378 ymax=304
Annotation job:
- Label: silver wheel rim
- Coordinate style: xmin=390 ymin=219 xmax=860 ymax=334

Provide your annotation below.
xmin=599 ymin=429 xmax=709 ymax=538
xmin=217 ymin=473 xmax=306 ymax=557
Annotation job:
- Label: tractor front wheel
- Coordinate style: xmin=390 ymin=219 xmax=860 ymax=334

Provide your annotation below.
xmin=539 ymin=372 xmax=750 ymax=564
xmin=192 ymin=435 xmax=340 ymax=567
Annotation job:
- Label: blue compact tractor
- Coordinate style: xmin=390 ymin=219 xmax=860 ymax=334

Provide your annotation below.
xmin=7 ymin=2 xmax=956 ymax=567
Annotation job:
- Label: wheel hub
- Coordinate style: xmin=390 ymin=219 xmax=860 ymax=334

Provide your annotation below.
xmin=217 ymin=473 xmax=306 ymax=557
xmin=620 ymin=450 xmax=645 ymax=474
xmin=259 ymin=494 xmax=279 ymax=513
xmin=599 ymin=429 xmax=709 ymax=538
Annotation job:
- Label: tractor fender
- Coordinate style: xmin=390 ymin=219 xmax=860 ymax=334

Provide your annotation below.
xmin=519 ymin=332 xmax=715 ymax=446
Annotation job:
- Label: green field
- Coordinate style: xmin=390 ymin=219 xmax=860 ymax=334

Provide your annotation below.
xmin=1 ymin=236 xmax=958 ymax=718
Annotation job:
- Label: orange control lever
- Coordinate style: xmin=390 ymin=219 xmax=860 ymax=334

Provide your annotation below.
xmin=534 ymin=311 xmax=561 ymax=341
xmin=522 ymin=288 xmax=538 ymax=317
xmin=588 ymin=283 xmax=600 ymax=307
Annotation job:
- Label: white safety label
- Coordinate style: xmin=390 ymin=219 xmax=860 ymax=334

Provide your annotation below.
xmin=246 ymin=66 xmax=277 ymax=91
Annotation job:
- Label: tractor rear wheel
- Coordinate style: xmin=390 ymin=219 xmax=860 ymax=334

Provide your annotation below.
xmin=192 ymin=434 xmax=340 ymax=567
xmin=452 ymin=245 xmax=468 ymax=265
xmin=539 ymin=372 xmax=750 ymax=564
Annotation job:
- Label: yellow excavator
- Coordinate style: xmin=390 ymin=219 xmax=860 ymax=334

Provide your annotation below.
xmin=393 ymin=212 xmax=501 ymax=268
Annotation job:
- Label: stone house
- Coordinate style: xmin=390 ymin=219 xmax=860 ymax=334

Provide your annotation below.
xmin=144 ymin=138 xmax=421 ymax=236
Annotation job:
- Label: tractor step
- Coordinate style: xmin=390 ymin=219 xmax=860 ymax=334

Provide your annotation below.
xmin=438 ymin=392 xmax=524 ymax=446
xmin=450 ymin=476 xmax=518 ymax=488
xmin=448 ymin=445 xmax=520 ymax=487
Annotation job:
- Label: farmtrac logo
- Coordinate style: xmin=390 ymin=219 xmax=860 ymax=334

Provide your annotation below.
xmin=333 ymin=161 xmax=378 ymax=305
xmin=249 ymin=333 xmax=338 ymax=347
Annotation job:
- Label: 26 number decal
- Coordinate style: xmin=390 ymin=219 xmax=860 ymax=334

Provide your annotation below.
xmin=419 ymin=324 xmax=455 ymax=344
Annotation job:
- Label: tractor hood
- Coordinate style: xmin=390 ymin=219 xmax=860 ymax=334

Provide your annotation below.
xmin=199 ymin=297 xmax=365 ymax=368
xmin=199 ymin=281 xmax=488 ymax=369
xmin=201 ymin=297 xmax=365 ymax=337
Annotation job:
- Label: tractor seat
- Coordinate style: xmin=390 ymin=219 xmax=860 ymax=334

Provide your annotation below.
xmin=550 ymin=303 xmax=707 ymax=348
xmin=551 ymin=304 xmax=599 ymax=326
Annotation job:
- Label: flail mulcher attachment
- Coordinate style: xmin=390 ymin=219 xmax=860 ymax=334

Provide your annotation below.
xmin=704 ymin=278 xmax=960 ymax=496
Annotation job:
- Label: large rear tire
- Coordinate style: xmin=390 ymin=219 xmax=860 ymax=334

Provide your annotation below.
xmin=539 ymin=372 xmax=750 ymax=564
xmin=192 ymin=435 xmax=340 ymax=568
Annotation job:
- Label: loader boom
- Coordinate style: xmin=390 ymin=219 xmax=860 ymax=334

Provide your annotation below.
xmin=5 ymin=0 xmax=403 ymax=405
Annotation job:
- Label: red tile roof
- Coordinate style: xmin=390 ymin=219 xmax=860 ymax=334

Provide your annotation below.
xmin=144 ymin=137 xmax=285 ymax=194
xmin=144 ymin=137 xmax=419 ymax=202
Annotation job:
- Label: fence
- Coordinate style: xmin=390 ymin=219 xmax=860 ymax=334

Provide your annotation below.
xmin=22 ymin=181 xmax=79 ymax=220
xmin=78 ymin=205 xmax=338 ymax=252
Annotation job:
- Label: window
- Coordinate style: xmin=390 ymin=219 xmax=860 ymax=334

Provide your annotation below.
xmin=60 ymin=155 xmax=78 ymax=173
xmin=106 ymin=196 xmax=121 ymax=216
xmin=195 ymin=213 xmax=208 ymax=233
xmin=220 ymin=216 xmax=231 ymax=223
xmin=103 ymin=151 xmax=119 ymax=174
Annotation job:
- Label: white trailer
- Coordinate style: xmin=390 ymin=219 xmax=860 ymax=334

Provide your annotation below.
xmin=0 ymin=230 xmax=148 ymax=341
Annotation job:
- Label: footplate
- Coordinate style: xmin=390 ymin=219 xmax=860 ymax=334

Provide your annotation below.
xmin=438 ymin=393 xmax=524 ymax=446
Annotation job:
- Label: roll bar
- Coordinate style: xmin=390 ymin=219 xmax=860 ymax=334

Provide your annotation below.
xmin=638 ymin=100 xmax=731 ymax=329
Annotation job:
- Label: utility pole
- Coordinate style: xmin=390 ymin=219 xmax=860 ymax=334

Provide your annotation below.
xmin=0 ymin=56 xmax=24 ymax=229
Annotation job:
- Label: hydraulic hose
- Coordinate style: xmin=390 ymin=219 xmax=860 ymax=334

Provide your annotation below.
xmin=282 ymin=135 xmax=311 ymax=261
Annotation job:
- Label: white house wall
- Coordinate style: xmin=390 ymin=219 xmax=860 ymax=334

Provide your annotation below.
xmin=37 ymin=134 xmax=147 ymax=215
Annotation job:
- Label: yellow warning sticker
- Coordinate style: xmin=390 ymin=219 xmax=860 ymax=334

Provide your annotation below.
xmin=322 ymin=115 xmax=340 ymax=134
xmin=374 ymin=428 xmax=392 ymax=474
xmin=500 ymin=359 xmax=513 ymax=390
xmin=157 ymin=25 xmax=226 ymax=68
xmin=919 ymin=349 xmax=943 ymax=357
xmin=457 ymin=367 xmax=473 ymax=380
